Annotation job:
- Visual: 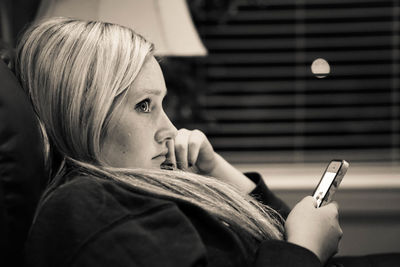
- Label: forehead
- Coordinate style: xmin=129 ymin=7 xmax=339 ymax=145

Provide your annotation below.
xmin=128 ymin=56 xmax=167 ymax=98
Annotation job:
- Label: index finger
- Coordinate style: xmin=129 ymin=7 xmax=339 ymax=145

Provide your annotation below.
xmin=166 ymin=139 xmax=176 ymax=169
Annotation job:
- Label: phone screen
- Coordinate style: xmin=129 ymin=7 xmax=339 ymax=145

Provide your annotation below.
xmin=313 ymin=160 xmax=349 ymax=207
xmin=314 ymin=171 xmax=337 ymax=207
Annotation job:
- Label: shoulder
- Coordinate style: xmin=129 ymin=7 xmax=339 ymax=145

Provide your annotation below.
xmin=25 ymin=175 xmax=185 ymax=267
xmin=33 ymin=174 xmax=176 ymax=230
xmin=43 ymin=175 xmax=170 ymax=216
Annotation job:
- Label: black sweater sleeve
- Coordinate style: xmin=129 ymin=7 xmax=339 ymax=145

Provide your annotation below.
xmin=245 ymin=172 xmax=291 ymax=219
xmin=253 ymin=240 xmax=322 ymax=267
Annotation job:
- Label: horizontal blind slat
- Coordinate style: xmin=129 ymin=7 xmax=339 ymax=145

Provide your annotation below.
xmin=207 ymin=79 xmax=392 ymax=93
xmin=206 ymin=36 xmax=394 ymax=50
xmin=218 ymin=150 xmax=397 ymax=163
xmin=201 ymin=21 xmax=395 ymax=36
xmin=217 ymin=7 xmax=394 ymax=21
xmin=233 ymin=0 xmax=392 ymax=7
xmin=209 ymin=134 xmax=396 ymax=148
xmin=188 ymin=120 xmax=393 ymax=135
xmin=206 ymin=64 xmax=392 ymax=78
xmin=204 ymin=106 xmax=395 ymax=121
xmin=206 ymin=50 xmax=393 ymax=64
xmin=203 ymin=93 xmax=394 ymax=107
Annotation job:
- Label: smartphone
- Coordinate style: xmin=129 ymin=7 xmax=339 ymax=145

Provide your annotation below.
xmin=312 ymin=160 xmax=349 ymax=207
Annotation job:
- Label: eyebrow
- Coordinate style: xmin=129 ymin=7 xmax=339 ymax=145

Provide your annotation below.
xmin=142 ymin=88 xmax=167 ymax=96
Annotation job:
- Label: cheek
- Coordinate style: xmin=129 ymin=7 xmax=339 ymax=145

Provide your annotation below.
xmin=112 ymin=117 xmax=156 ymax=168
xmin=102 ymin=102 xmax=161 ymax=168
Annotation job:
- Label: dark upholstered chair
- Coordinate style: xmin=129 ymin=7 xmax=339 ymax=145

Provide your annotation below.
xmin=0 ymin=60 xmax=47 ymax=267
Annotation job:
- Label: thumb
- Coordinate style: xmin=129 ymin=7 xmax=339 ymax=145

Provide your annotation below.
xmin=303 ymin=196 xmax=318 ymax=208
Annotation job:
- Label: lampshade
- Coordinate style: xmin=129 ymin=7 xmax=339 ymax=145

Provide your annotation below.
xmin=35 ymin=0 xmax=207 ymax=56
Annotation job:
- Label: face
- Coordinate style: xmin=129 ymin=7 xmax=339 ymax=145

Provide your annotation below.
xmin=101 ymin=56 xmax=177 ymax=169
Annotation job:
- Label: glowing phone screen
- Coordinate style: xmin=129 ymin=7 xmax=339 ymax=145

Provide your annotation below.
xmin=314 ymin=171 xmax=336 ymax=207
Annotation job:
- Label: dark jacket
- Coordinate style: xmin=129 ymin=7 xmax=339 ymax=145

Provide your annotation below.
xmin=23 ymin=172 xmax=322 ymax=267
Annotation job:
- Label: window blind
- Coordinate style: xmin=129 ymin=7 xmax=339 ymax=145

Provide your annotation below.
xmin=184 ymin=0 xmax=399 ymax=163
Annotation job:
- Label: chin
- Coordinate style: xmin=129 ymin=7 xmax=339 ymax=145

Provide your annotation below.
xmin=149 ymin=160 xmax=163 ymax=169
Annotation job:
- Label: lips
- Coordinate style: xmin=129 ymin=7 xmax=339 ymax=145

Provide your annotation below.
xmin=152 ymin=155 xmax=166 ymax=160
xmin=152 ymin=151 xmax=168 ymax=160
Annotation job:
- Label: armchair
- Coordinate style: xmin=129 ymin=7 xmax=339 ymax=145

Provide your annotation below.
xmin=0 ymin=60 xmax=47 ymax=267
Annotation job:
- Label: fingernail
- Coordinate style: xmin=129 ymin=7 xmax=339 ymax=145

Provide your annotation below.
xmin=160 ymin=164 xmax=174 ymax=170
xmin=161 ymin=161 xmax=174 ymax=170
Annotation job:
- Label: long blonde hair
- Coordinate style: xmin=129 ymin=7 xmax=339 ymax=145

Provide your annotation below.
xmin=16 ymin=17 xmax=284 ymax=251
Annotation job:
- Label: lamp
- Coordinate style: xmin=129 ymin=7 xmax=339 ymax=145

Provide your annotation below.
xmin=35 ymin=0 xmax=207 ymax=56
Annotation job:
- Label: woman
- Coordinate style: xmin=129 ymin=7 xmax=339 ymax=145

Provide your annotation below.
xmin=16 ymin=17 xmax=341 ymax=267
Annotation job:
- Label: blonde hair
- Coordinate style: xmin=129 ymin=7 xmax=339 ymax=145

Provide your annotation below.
xmin=16 ymin=17 xmax=284 ymax=251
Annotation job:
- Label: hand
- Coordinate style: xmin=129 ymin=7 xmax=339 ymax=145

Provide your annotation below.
xmin=285 ymin=196 xmax=343 ymax=264
xmin=168 ymin=128 xmax=217 ymax=175
xmin=167 ymin=128 xmax=256 ymax=193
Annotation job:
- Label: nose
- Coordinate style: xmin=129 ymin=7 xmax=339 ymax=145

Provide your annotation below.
xmin=155 ymin=110 xmax=177 ymax=143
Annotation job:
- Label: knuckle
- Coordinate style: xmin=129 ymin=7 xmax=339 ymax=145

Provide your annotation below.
xmin=339 ymin=233 xmax=343 ymax=240
xmin=339 ymin=228 xmax=343 ymax=238
xmin=331 ymin=207 xmax=339 ymax=217
xmin=177 ymin=128 xmax=189 ymax=136
xmin=193 ymin=129 xmax=204 ymax=136
xmin=188 ymin=141 xmax=198 ymax=150
xmin=175 ymin=143 xmax=186 ymax=153
xmin=193 ymin=129 xmax=206 ymax=140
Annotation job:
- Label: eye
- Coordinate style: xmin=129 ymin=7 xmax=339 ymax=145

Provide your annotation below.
xmin=135 ymin=99 xmax=151 ymax=113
